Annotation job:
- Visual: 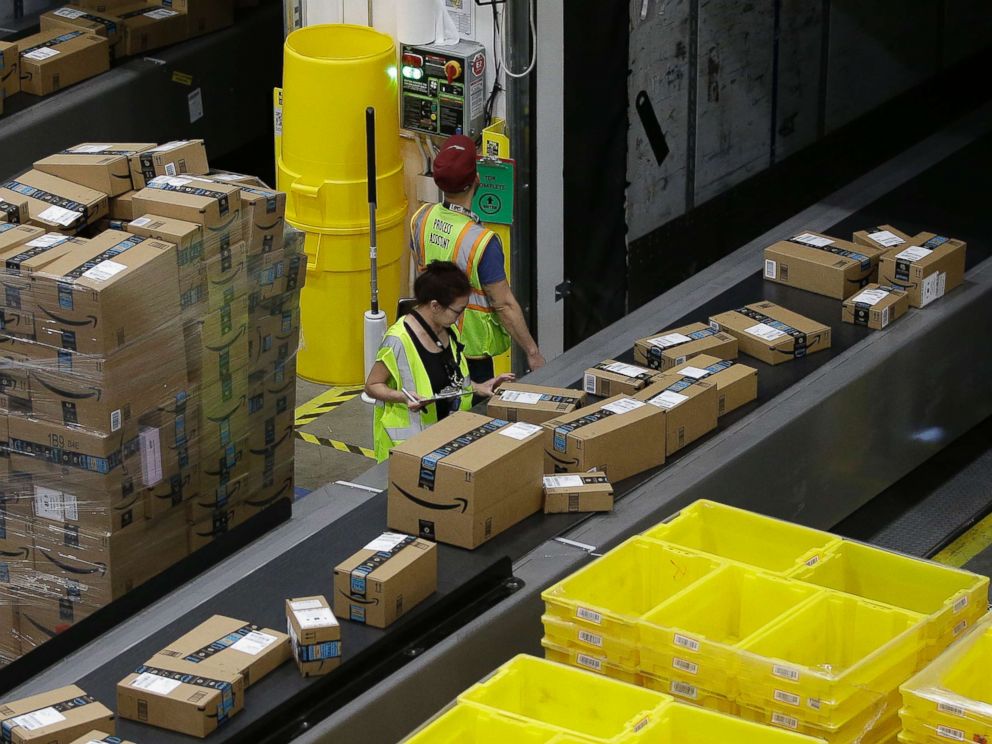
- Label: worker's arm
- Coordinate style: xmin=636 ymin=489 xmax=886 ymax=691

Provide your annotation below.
xmin=364 ymin=360 xmax=427 ymax=411
xmin=483 ymin=280 xmax=546 ymax=370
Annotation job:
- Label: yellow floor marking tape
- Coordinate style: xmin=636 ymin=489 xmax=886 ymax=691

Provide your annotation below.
xmin=294 ymin=386 xmax=363 ymax=426
xmin=294 ymin=431 xmax=375 ymax=460
xmin=932 ymin=511 xmax=992 ymax=568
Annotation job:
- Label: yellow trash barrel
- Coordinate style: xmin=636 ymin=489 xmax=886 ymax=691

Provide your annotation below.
xmin=278 ymin=24 xmax=406 ymax=384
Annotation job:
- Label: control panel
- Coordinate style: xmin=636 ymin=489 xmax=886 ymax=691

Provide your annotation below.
xmin=400 ymin=40 xmax=487 ymax=140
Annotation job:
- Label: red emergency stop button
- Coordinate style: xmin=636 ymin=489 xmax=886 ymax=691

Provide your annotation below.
xmin=444 ymin=60 xmax=462 ymax=84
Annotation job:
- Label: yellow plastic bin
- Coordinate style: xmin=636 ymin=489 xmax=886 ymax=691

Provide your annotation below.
xmin=402 ymin=703 xmax=562 ymax=743
xmin=789 ymin=539 xmax=988 ymax=650
xmin=640 ymin=671 xmax=739 ymax=716
xmin=644 ymin=500 xmax=839 ymax=574
xmin=458 ymin=654 xmax=670 ymax=741
xmin=739 ymin=690 xmax=902 ymax=743
xmin=738 ymin=593 xmax=926 ymax=728
xmin=621 ymin=702 xmax=826 ymax=743
xmin=541 ymin=537 xmax=722 ymax=644
xmin=540 ymin=637 xmax=644 ymax=687
xmin=639 ymin=564 xmax=821 ymax=697
xmin=541 ymin=613 xmax=641 ymax=668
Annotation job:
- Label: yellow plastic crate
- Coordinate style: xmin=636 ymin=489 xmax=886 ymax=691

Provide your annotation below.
xmin=402 ymin=703 xmax=563 ymax=743
xmin=738 ymin=592 xmax=925 ymax=727
xmin=459 ymin=654 xmax=669 ymax=741
xmin=900 ymin=614 xmax=992 ymax=744
xmin=541 ymin=637 xmax=644 ymax=687
xmin=644 ymin=500 xmax=839 ymax=574
xmin=639 ymin=564 xmax=821 ymax=697
xmin=541 ymin=537 xmax=721 ymax=644
xmin=542 ymin=614 xmax=641 ymax=668
xmin=790 ymin=540 xmax=988 ymax=648
xmin=619 ymin=701 xmax=825 ymax=742
xmin=641 ymin=670 xmax=739 ymax=715
xmin=739 ymin=689 xmax=902 ymax=743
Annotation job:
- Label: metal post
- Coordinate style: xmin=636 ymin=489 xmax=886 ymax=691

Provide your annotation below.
xmin=506 ymin=0 xmax=535 ymax=373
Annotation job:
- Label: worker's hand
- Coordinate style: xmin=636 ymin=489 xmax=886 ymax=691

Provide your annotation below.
xmin=402 ymin=391 xmax=429 ymax=412
xmin=527 ymin=350 xmax=547 ymax=371
xmin=477 ymin=373 xmax=516 ymax=398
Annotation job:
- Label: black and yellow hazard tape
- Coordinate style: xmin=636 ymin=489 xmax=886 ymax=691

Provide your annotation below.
xmin=294 ymin=431 xmax=375 ymax=460
xmin=294 ymin=386 xmax=363 ymax=427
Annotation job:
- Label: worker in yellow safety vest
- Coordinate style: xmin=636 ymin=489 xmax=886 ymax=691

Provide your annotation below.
xmin=410 ymin=134 xmax=545 ymax=383
xmin=364 ymin=261 xmax=516 ymax=461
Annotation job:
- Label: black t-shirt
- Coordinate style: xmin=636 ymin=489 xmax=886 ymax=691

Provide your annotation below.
xmin=407 ymin=324 xmax=460 ymax=421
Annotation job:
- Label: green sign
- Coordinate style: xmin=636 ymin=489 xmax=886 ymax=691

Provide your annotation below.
xmin=472 ymin=158 xmax=514 ymax=225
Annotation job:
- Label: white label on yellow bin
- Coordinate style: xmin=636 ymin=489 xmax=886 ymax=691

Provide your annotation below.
xmin=805 ymin=555 xmax=820 ymax=567
xmin=868 ymin=229 xmax=904 ymax=247
xmin=954 ymin=619 xmax=968 ymax=636
xmin=576 ymin=654 xmax=602 ymax=672
xmin=808 ymin=697 xmax=821 ymax=710
xmin=673 ymin=633 xmax=700 ymax=653
xmin=632 ymin=717 xmax=650 ymax=733
xmin=937 ymin=725 xmax=966 ymax=741
xmin=672 ymin=657 xmax=698 ymax=675
xmin=499 ymin=390 xmax=542 ymax=405
xmin=9 ymin=707 xmax=66 ymax=731
xmin=231 ymin=630 xmax=278 ymax=656
xmin=938 ymin=702 xmax=966 ymax=717
xmin=953 ymin=596 xmax=969 ymax=613
xmin=578 ymin=629 xmax=603 ymax=647
xmin=670 ymin=680 xmax=697 ymax=699
xmin=773 ymin=664 xmax=800 ymax=681
xmin=774 ymin=689 xmax=800 ymax=706
xmin=771 ymin=713 xmax=799 ymax=730
xmin=131 ymin=672 xmax=183 ymax=696
xmin=576 ymin=606 xmax=602 ymax=625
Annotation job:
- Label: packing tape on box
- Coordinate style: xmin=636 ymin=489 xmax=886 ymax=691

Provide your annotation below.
xmin=179 ymin=622 xmax=267 ymax=665
xmin=1 ymin=179 xmax=89 ymax=230
xmin=644 ymin=327 xmax=719 ymax=369
xmin=0 ymin=692 xmax=98 ymax=735
xmin=349 ymin=535 xmax=417 ymax=599
xmin=787 ymin=233 xmax=873 ymax=271
xmin=732 ymin=307 xmax=811 ymax=359
xmin=0 ymin=202 xmax=22 ymax=225
xmin=131 ymin=664 xmax=235 ymax=722
xmin=296 ymin=639 xmax=341 ymax=662
xmin=417 ymin=419 xmax=509 ymax=491
xmin=553 ymin=409 xmax=616 ymax=453
xmin=591 ymin=362 xmax=656 ymax=384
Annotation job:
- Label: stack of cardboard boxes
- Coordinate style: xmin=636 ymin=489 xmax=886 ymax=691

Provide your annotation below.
xmin=0 ymin=140 xmax=301 ymax=667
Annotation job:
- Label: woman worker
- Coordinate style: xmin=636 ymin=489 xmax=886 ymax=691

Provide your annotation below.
xmin=364 ymin=260 xmax=515 ymax=461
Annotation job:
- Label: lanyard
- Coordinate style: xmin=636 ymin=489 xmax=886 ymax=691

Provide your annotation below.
xmin=442 ymin=201 xmax=482 ymax=224
xmin=409 ymin=310 xmax=465 ymax=370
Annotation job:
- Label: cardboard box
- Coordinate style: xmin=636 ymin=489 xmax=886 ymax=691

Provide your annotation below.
xmin=286 ymin=595 xmax=341 ymax=677
xmin=248 ymin=304 xmax=300 ymax=374
xmin=246 ymin=372 xmax=294 ymax=453
xmin=541 ymin=396 xmax=666 ymax=481
xmin=109 ymin=191 xmax=135 ymax=221
xmin=387 ymin=412 xmax=544 ymax=548
xmin=0 ymin=232 xmax=88 ymax=320
xmin=709 ymin=301 xmax=832 ymax=365
xmin=842 ymin=283 xmax=910 ymax=330
xmin=0 ymin=199 xmax=28 ymax=226
xmin=486 ymin=383 xmax=585 ymax=425
xmin=166 ymin=0 xmax=235 ymax=37
xmin=70 ymin=733 xmax=138 ymax=744
xmin=117 ymin=657 xmax=244 ymax=738
xmin=333 ymin=533 xmax=437 ymax=628
xmin=150 ymin=614 xmax=290 ymax=688
xmin=0 ymin=349 xmax=31 ymax=413
xmin=0 ymin=41 xmax=20 ymax=101
xmin=30 ymin=230 xmax=181 ymax=355
xmin=34 ymin=143 xmax=155 ymax=197
xmin=40 ymin=6 xmax=124 ymax=57
xmin=542 ymin=473 xmax=613 ymax=514
xmin=17 ymin=29 xmax=109 ymax=97
xmin=1 ymin=170 xmax=108 ymax=234
xmin=852 ymin=224 xmax=914 ymax=253
xmin=115 ymin=4 xmax=188 ymax=58
xmin=0 ymin=531 xmax=34 ymax=588
xmin=877 ymin=232 xmax=967 ymax=308
xmin=763 ymin=231 xmax=885 ymax=299
xmin=632 ymin=371 xmax=719 ymax=455
xmin=129 ymin=140 xmax=209 ymax=190
xmin=186 ymin=500 xmax=249 ymax=552
xmin=665 ymin=354 xmax=758 ymax=418
xmin=243 ymin=459 xmax=293 ymax=513
xmin=583 ymin=360 xmax=662 ymax=397
xmin=0 ymin=225 xmax=47 ymax=259
xmin=75 ymin=0 xmax=133 ymax=10
xmin=196 ymin=176 xmax=286 ymax=257
xmin=132 ymin=177 xmax=242 ymax=251
xmin=633 ymin=322 xmax=738 ymax=371
xmin=0 ymin=685 xmax=114 ymax=743
xmin=0 ymin=592 xmax=20 ymax=664
xmin=126 ymin=214 xmax=206 ymax=313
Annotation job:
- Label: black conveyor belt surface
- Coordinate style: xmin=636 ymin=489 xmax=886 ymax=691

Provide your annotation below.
xmin=19 ymin=124 xmax=992 ymax=743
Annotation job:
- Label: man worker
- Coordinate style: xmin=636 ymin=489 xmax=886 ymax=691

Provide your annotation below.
xmin=410 ymin=134 xmax=545 ymax=380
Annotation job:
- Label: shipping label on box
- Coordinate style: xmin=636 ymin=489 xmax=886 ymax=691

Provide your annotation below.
xmin=16 ymin=30 xmax=110 ymax=97
xmin=709 ymin=302 xmax=832 ymax=366
xmin=664 ymin=355 xmax=758 ymax=418
xmin=541 ymin=396 xmax=666 ymax=482
xmin=842 ymin=283 xmax=910 ymax=330
xmin=333 ymin=533 xmax=437 ymax=629
xmin=386 ymin=412 xmax=544 ymax=548
xmin=129 ymin=140 xmax=209 ymax=189
xmin=634 ymin=370 xmax=719 ymax=455
xmin=286 ymin=595 xmax=341 ymax=677
xmin=117 ymin=658 xmax=243 ymax=738
xmin=763 ymin=231 xmax=885 ymax=299
xmin=34 ymin=143 xmax=155 ymax=196
xmin=0 ymin=684 xmax=114 ymax=743
xmin=878 ymin=232 xmax=967 ymax=309
xmin=485 ymin=383 xmax=585 ymax=425
xmin=583 ymin=360 xmax=661 ymax=397
xmin=852 ymin=224 xmax=914 ymax=252
xmin=633 ymin=322 xmax=738 ymax=371
xmin=542 ymin=473 xmax=613 ymax=514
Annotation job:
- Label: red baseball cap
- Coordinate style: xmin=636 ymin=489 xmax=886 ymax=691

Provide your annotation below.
xmin=433 ymin=135 xmax=478 ymax=193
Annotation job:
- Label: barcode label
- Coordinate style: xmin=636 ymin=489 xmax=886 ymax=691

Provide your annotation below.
xmin=584 ymin=373 xmax=596 ymax=394
xmin=772 ymin=713 xmax=799 ymax=730
xmin=937 ymin=725 xmax=965 ymax=741
xmin=764 ymin=259 xmax=777 ymax=279
xmin=938 ymin=702 xmax=966 ymax=717
xmin=774 ymin=690 xmax=801 ymax=706
xmin=576 ymin=654 xmax=602 ymax=672
xmin=953 ymin=619 xmax=968 ymax=636
xmin=808 ymin=697 xmax=821 ymax=710
xmin=773 ymin=664 xmax=800 ymax=681
xmin=673 ymin=633 xmax=700 ymax=652
xmin=111 ymin=409 xmax=122 ymax=432
xmin=805 ymin=555 xmax=820 ymax=567
xmin=576 ymin=607 xmax=602 ymax=625
xmin=632 ymin=717 xmax=650 ymax=732
xmin=165 ymin=162 xmax=177 ymax=176
xmin=670 ymin=680 xmax=697 ymax=699
xmin=672 ymin=657 xmax=698 ymax=675
xmin=953 ymin=596 xmax=968 ymax=613
xmin=578 ymin=630 xmax=603 ymax=647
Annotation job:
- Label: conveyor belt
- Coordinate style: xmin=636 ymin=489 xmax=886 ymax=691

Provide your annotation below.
xmin=7 ymin=100 xmax=992 ymax=744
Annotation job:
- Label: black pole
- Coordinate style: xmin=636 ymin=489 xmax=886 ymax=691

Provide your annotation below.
xmin=366 ymin=106 xmax=379 ymax=314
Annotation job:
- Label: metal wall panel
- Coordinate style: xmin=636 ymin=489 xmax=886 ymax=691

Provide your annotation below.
xmin=774 ymin=0 xmax=825 ymax=160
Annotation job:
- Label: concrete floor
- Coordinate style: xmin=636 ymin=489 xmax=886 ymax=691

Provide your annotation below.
xmin=294 ymin=378 xmax=376 ymax=492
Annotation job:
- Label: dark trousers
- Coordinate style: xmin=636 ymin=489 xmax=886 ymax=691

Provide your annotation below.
xmin=467 ymin=356 xmax=495 ymax=407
